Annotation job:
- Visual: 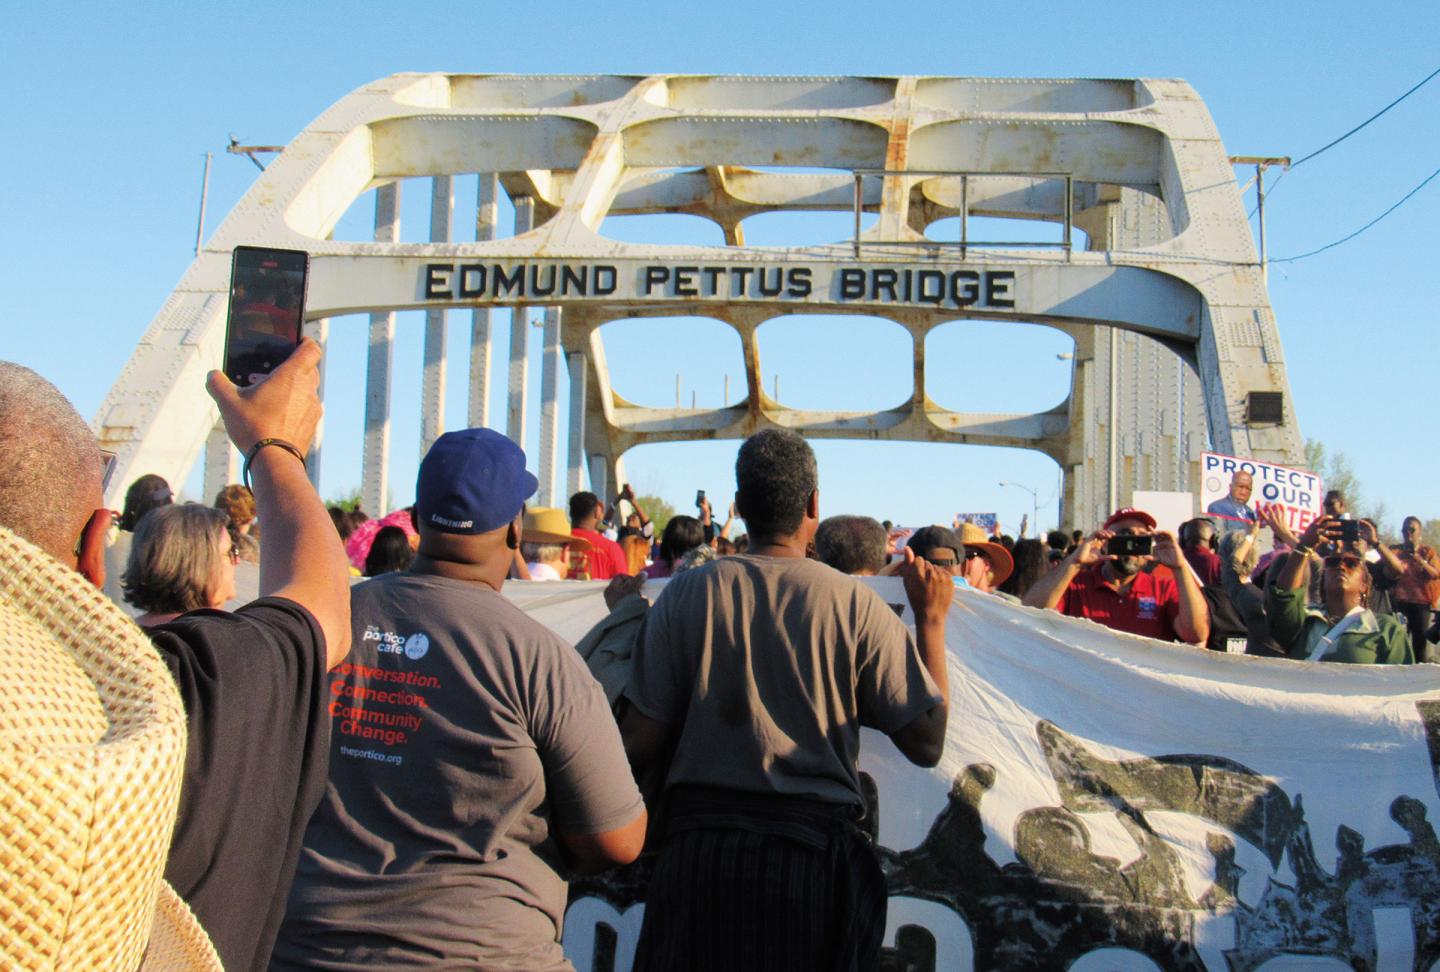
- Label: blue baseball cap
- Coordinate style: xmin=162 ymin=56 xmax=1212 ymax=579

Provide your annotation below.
xmin=415 ymin=429 xmax=538 ymax=535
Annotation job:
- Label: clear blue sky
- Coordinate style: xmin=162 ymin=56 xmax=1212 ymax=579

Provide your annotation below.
xmin=3 ymin=1 xmax=1436 ymax=534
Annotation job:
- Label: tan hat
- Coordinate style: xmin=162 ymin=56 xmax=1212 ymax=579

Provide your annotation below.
xmin=957 ymin=522 xmax=1015 ymax=587
xmin=0 ymin=525 xmax=221 ymax=971
xmin=523 ymin=507 xmax=589 ymax=548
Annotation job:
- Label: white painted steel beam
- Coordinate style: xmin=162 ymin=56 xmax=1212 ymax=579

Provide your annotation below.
xmin=361 ymin=182 xmax=399 ymax=516
xmin=202 ymin=420 xmax=237 ymax=502
xmin=421 ymin=176 xmax=452 ymax=459
xmin=537 ymin=307 xmax=562 ymax=507
xmin=304 ymin=315 xmax=329 ymax=491
xmin=507 ymin=197 xmax=533 ymax=447
xmin=468 ymin=174 xmax=498 ymax=429
xmin=566 ymin=351 xmax=586 ymax=498
xmin=98 ymin=74 xmax=1300 ymax=515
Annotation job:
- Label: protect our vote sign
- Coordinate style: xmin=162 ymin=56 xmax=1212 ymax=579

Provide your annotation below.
xmin=1200 ymin=451 xmax=1323 ymax=531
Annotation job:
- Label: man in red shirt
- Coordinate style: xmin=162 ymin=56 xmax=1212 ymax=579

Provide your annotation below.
xmin=569 ymin=490 xmax=630 ymax=580
xmin=1022 ymin=508 xmax=1209 ymax=644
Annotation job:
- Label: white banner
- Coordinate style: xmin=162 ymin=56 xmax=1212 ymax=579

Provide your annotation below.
xmin=503 ymin=579 xmax=1440 ymax=972
xmin=1201 ymin=451 xmax=1323 ymax=532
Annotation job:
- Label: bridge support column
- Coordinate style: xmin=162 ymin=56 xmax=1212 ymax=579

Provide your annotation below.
xmin=468 ymin=174 xmax=498 ymax=429
xmin=203 ymin=420 xmax=237 ymax=501
xmin=1062 ymin=187 xmax=1209 ymax=529
xmin=421 ymin=175 xmax=452 ymax=459
xmin=537 ymin=307 xmax=563 ymax=506
xmin=507 ymin=197 xmax=534 ymax=446
xmin=304 ymin=316 xmax=329 ymax=491
xmin=362 ymin=182 xmax=400 ymax=516
xmin=566 ymin=351 xmax=586 ymax=500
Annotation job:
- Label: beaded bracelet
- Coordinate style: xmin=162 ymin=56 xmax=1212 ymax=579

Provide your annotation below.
xmin=242 ymin=438 xmax=307 ymax=490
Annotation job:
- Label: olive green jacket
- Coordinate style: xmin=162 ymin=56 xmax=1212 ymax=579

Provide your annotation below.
xmin=1265 ymin=583 xmax=1414 ymax=665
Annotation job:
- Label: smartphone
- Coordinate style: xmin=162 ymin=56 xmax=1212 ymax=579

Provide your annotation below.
xmin=696 ymin=490 xmax=706 ymax=508
xmin=223 ymin=246 xmax=309 ymax=386
xmin=1107 ymin=534 xmax=1153 ymax=557
xmin=1337 ymin=520 xmax=1360 ymax=544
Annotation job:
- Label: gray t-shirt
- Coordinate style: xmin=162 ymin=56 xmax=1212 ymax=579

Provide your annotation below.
xmin=273 ymin=572 xmax=643 ymax=971
xmin=625 ymin=554 xmax=942 ymax=808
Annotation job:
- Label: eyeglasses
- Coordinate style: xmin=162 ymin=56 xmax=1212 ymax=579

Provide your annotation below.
xmin=1323 ymin=555 xmax=1362 ymax=571
xmin=228 ymin=543 xmax=242 ymax=564
xmin=74 ymin=509 xmax=121 ymax=558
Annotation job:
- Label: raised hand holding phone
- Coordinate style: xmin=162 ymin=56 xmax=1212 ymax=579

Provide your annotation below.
xmin=223 ymin=246 xmax=310 ymax=387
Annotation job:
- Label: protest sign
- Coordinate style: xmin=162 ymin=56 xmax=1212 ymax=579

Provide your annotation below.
xmin=957 ymin=512 xmax=999 ymax=534
xmin=1201 ymin=451 xmax=1323 ymax=532
xmin=503 ymin=581 xmax=1440 ymax=972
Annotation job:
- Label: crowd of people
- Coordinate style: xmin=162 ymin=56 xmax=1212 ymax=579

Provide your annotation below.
xmin=2 ymin=341 xmax=1438 ymax=970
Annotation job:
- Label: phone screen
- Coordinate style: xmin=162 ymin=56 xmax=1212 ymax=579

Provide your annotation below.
xmin=1107 ymin=534 xmax=1153 ymax=557
xmin=223 ymin=246 xmax=309 ymax=386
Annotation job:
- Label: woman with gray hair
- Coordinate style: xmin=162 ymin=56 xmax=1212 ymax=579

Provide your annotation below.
xmin=122 ymin=503 xmax=239 ymax=627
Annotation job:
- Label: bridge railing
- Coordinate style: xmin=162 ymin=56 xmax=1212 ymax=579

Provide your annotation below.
xmin=850 ymin=169 xmax=1074 ymax=260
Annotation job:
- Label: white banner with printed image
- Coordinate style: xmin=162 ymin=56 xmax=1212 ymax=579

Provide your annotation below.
xmin=505 ymin=579 xmax=1440 ymax=971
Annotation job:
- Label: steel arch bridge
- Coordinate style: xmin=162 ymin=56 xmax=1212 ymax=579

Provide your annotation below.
xmin=96 ymin=73 xmax=1301 ymax=525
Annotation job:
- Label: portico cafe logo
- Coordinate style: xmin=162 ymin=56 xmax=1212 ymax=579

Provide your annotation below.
xmin=362 ymin=625 xmax=430 ymax=660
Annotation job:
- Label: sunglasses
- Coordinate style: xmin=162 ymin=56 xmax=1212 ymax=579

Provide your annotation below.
xmin=925 ymin=550 xmax=984 ymax=569
xmin=1323 ymin=555 xmax=1362 ymax=571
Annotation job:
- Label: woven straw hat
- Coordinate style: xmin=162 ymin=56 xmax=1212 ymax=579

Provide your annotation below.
xmin=523 ymin=507 xmax=590 ymax=548
xmin=0 ymin=525 xmax=220 ymax=971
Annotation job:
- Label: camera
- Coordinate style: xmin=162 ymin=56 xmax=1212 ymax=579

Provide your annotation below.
xmin=1107 ymin=534 xmax=1153 ymax=557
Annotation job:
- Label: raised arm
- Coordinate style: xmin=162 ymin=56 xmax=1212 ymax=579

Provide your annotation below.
xmin=206 ymin=339 xmax=352 ymax=668
xmin=1275 ymin=516 xmax=1331 ymax=593
xmin=1152 ymin=530 xmax=1210 ymax=645
xmin=1022 ymin=531 xmax=1109 ymax=611
xmin=888 ymin=548 xmax=950 ymax=767
xmin=1362 ymin=520 xmax=1406 ymax=580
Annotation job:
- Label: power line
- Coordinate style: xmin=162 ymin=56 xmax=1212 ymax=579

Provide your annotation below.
xmin=1247 ymin=64 xmax=1440 ymax=217
xmin=1290 ymin=65 xmax=1440 ymax=170
xmin=1270 ymin=161 xmax=1440 ymax=263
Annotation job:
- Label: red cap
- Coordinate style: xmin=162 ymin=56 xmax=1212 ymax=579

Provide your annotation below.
xmin=1102 ymin=507 xmax=1157 ymax=530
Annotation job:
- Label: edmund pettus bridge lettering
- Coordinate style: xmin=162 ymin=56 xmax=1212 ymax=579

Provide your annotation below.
xmin=421 ymin=260 xmax=1018 ymax=311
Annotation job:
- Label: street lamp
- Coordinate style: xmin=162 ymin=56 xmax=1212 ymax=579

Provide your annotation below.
xmin=999 ymin=481 xmax=1039 ymax=537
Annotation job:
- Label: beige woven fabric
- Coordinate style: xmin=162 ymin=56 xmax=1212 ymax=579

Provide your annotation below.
xmin=141 ymin=886 xmax=222 ymax=972
xmin=0 ymin=525 xmax=220 ymax=971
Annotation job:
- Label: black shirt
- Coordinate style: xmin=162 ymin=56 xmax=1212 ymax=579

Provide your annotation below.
xmin=148 ymin=597 xmax=330 ymax=972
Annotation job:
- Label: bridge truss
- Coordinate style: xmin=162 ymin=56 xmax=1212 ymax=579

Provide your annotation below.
xmin=96 ymin=73 xmax=1301 ymax=525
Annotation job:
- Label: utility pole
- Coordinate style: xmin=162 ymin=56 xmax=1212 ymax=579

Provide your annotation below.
xmin=227 ymin=136 xmax=284 ymax=171
xmin=1230 ymin=156 xmax=1291 ymax=284
xmin=194 ymin=153 xmax=212 ymax=257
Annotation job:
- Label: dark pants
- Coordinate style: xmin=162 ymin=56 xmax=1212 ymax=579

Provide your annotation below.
xmin=1397 ymin=602 xmax=1433 ymax=662
xmin=632 ymin=786 xmax=886 ymax=972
